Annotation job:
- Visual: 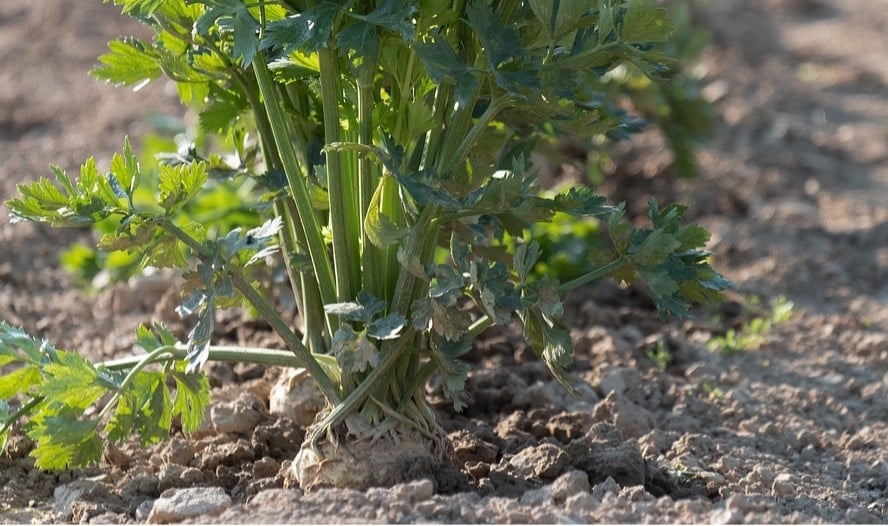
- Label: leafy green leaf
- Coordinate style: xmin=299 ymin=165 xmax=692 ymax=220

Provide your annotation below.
xmin=28 ymin=415 xmax=102 ymax=471
xmin=0 ymin=400 xmax=10 ymax=453
xmin=106 ymin=370 xmax=174 ymax=446
xmin=92 ymin=38 xmax=162 ymax=88
xmin=337 ymin=0 xmax=416 ymax=58
xmin=622 ymin=0 xmax=673 ymax=44
xmin=261 ymin=3 xmax=340 ymax=54
xmin=415 ymin=33 xmax=479 ymax=106
xmin=196 ymin=0 xmax=260 ymax=67
xmin=0 ymin=365 xmax=41 ymax=399
xmin=367 ymin=312 xmax=407 ymax=340
xmin=430 ymin=337 xmax=471 ymax=411
xmin=466 ymin=1 xmax=539 ymax=96
xmin=107 ymin=0 xmax=167 ymax=19
xmin=171 ymin=368 xmax=210 ymax=434
xmin=332 ymin=325 xmax=379 ymax=373
xmin=0 ymin=321 xmax=49 ymax=365
xmin=521 ymin=308 xmax=574 ymax=392
xmin=38 ymin=351 xmax=108 ymax=411
xmin=157 ymin=161 xmax=208 ymax=213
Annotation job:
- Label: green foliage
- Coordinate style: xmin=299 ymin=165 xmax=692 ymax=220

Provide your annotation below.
xmin=0 ymin=322 xmax=209 ymax=470
xmin=3 ymin=0 xmax=730 ymax=471
xmin=707 ymin=295 xmax=795 ymax=356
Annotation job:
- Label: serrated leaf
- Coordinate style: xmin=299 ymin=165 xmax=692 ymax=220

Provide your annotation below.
xmin=466 ymin=1 xmax=539 ymax=96
xmin=332 ymin=325 xmax=379 ymax=373
xmin=157 ymin=161 xmax=207 ymax=213
xmin=337 ymin=0 xmax=416 ymax=58
xmin=92 ymin=38 xmax=162 ymax=87
xmin=260 ymin=3 xmax=339 ymax=54
xmin=415 ymin=33 xmax=479 ymax=106
xmin=522 ymin=308 xmax=575 ymax=393
xmin=621 ymin=0 xmax=673 ymax=44
xmin=39 ymin=351 xmax=108 ymax=411
xmin=367 ymin=312 xmax=407 ymax=340
xmin=0 ymin=400 xmax=10 ymax=453
xmin=108 ymin=0 xmax=167 ymax=18
xmin=514 ymin=241 xmax=541 ymax=283
xmin=431 ymin=337 xmax=472 ymax=411
xmin=171 ymin=369 xmax=210 ymax=434
xmin=135 ymin=322 xmax=178 ymax=353
xmin=0 ymin=321 xmax=48 ymax=364
xmin=196 ymin=0 xmax=260 ymax=67
xmin=429 ymin=298 xmax=472 ymax=341
xmin=528 ymin=0 xmax=591 ymax=42
xmin=324 ymin=290 xmax=387 ymax=323
xmin=184 ymin=294 xmax=215 ymax=374
xmin=144 ymin=231 xmax=188 ymax=268
xmin=677 ymin=224 xmax=710 ymax=251
xmin=131 ymin=371 xmax=173 ymax=445
xmin=0 ymin=365 xmax=41 ymax=399
xmin=28 ymin=415 xmax=102 ymax=471
xmin=552 ymin=186 xmax=613 ymax=218
xmin=633 ymin=228 xmax=680 ymax=266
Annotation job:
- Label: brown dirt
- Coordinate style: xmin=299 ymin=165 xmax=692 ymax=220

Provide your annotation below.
xmin=1 ymin=0 xmax=886 ymax=523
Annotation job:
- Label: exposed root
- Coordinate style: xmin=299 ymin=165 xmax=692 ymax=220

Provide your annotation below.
xmin=287 ymin=420 xmax=453 ymax=492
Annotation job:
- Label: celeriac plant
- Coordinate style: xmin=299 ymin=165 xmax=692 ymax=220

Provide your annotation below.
xmin=2 ymin=0 xmax=730 ymax=489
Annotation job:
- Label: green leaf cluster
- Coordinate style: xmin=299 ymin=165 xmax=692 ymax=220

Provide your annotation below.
xmin=0 ymin=322 xmax=208 ymax=470
xmin=3 ymin=0 xmax=731 ymax=470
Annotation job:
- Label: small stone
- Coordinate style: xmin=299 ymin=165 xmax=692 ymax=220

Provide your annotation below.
xmin=519 ymin=486 xmax=553 ymax=506
xmin=620 ymin=485 xmax=654 ymax=502
xmin=771 ymin=473 xmax=799 ymax=497
xmin=147 ymin=487 xmax=231 ymax=524
xmin=590 ymin=476 xmax=620 ymax=500
xmin=509 ymin=443 xmax=570 ymax=480
xmin=599 ymin=368 xmax=628 ymax=395
xmin=724 ymin=493 xmax=748 ymax=513
xmin=450 ymin=429 xmax=499 ymax=463
xmin=684 ymin=362 xmax=720 ymax=383
xmin=573 ymin=440 xmax=646 ymax=487
xmin=548 ymin=411 xmax=595 ymax=443
xmin=550 ymin=470 xmax=591 ymax=503
xmin=268 ymin=368 xmax=326 ymax=428
xmin=392 ymin=478 xmax=435 ymax=502
xmin=592 ymin=392 xmax=655 ymax=439
xmin=162 ymin=437 xmax=195 ymax=466
xmin=53 ymin=480 xmax=107 ymax=521
xmin=465 ymin=461 xmax=490 ymax=479
xmin=135 ymin=501 xmax=155 ymax=523
xmin=564 ymin=491 xmax=598 ymax=518
xmin=252 ymin=456 xmax=282 ymax=479
xmin=211 ymin=392 xmax=263 ymax=434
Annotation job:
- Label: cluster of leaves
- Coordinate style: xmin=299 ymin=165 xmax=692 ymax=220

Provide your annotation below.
xmin=0 ymin=322 xmax=208 ymax=470
xmin=3 ymin=0 xmax=731 ymax=471
xmin=708 ymin=295 xmax=794 ymax=356
xmin=61 ymin=124 xmax=265 ymax=288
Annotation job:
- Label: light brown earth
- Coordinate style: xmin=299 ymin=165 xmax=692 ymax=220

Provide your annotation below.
xmin=1 ymin=0 xmax=886 ymax=523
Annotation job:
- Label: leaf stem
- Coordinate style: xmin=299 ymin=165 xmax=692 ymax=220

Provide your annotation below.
xmin=252 ymin=52 xmax=338 ymax=335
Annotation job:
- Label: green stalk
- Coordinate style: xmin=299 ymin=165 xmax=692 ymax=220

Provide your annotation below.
xmin=229 ymin=270 xmax=341 ymax=404
xmin=445 ymin=94 xmax=513 ymax=177
xmin=318 ymin=46 xmax=360 ymax=302
xmin=252 ymin=52 xmax=338 ymax=335
xmin=159 ymin=218 xmax=340 ymax=404
xmin=98 ymin=345 xmax=180 ymax=421
xmin=357 ymin=54 xmax=383 ymax=300
xmin=557 ymin=255 xmax=628 ymax=293
xmin=101 ymin=344 xmax=336 ymax=372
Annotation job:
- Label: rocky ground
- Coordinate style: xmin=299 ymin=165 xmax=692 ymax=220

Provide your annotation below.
xmin=1 ymin=0 xmax=886 ymax=523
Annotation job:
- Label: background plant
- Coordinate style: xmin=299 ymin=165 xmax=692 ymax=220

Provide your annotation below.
xmin=2 ymin=0 xmax=730 ymax=484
